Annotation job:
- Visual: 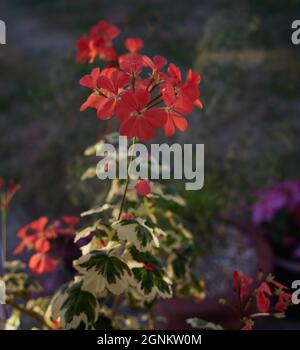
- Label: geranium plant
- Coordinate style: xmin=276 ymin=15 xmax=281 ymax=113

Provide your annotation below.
xmin=1 ymin=20 xmax=203 ymax=330
xmin=0 ymin=21 xmax=294 ymax=331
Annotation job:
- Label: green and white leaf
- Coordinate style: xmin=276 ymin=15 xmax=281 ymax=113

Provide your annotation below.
xmin=130 ymin=267 xmax=172 ymax=302
xmin=74 ymin=222 xmax=98 ymax=243
xmin=186 ymin=318 xmax=223 ymax=330
xmin=127 ymin=247 xmax=172 ymax=301
xmin=75 ymin=250 xmax=132 ymax=296
xmin=81 ymin=203 xmax=115 ymax=218
xmin=74 ymin=220 xmax=113 ymax=243
xmin=47 ymin=282 xmax=99 ymax=330
xmin=112 ymin=218 xmax=159 ymax=252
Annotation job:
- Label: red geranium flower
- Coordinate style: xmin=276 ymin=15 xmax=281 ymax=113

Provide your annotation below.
xmin=119 ymin=54 xmax=144 ymax=75
xmin=275 ymin=291 xmax=291 ymax=312
xmin=80 ymin=67 xmax=129 ymax=120
xmin=14 ymin=217 xmax=54 ymax=255
xmin=62 ymin=216 xmax=79 ymax=227
xmin=14 ymin=216 xmax=79 ymax=275
xmin=29 ymin=253 xmax=57 ymax=275
xmin=233 ymin=271 xmax=253 ymax=301
xmin=124 ymin=38 xmax=143 ymax=54
xmin=35 ymin=237 xmax=51 ymax=254
xmin=167 ymin=64 xmax=203 ymax=109
xmin=162 ymin=81 xmax=194 ymax=137
xmin=116 ymin=90 xmax=167 ymax=141
xmin=97 ymin=68 xmax=129 ymax=119
xmin=135 ymin=179 xmax=151 ymax=196
xmin=90 ymin=20 xmax=120 ymax=41
xmin=256 ymin=282 xmax=272 ymax=313
xmin=76 ymin=35 xmax=90 ymax=63
xmin=80 ymin=67 xmax=101 ymax=90
xmin=143 ymin=55 xmax=167 ymax=81
xmin=77 ymin=21 xmax=203 ymax=139
xmin=0 ymin=178 xmax=21 ymax=209
xmin=119 ymin=37 xmax=144 ymax=75
xmin=76 ymin=21 xmax=119 ymax=64
xmin=80 ymin=68 xmax=107 ymax=115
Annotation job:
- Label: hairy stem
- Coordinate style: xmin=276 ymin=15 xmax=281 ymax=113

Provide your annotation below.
xmin=117 ymin=137 xmax=137 ymax=220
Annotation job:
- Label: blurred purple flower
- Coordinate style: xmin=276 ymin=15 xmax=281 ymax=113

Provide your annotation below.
xmin=252 ymin=179 xmax=300 ymax=225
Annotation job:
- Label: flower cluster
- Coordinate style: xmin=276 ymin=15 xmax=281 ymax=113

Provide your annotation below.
xmin=252 ymin=179 xmax=300 ymax=259
xmin=0 ymin=177 xmax=21 ymax=210
xmin=230 ymin=271 xmax=292 ymax=330
xmin=14 ymin=216 xmax=79 ymax=275
xmin=79 ymin=22 xmax=202 ymax=141
xmin=76 ymin=20 xmax=120 ymax=64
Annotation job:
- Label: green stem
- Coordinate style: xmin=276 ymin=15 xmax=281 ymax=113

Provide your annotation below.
xmin=1 ymin=208 xmax=7 ymax=273
xmin=117 ymin=137 xmax=137 ymax=220
xmin=111 ymin=137 xmax=137 ymax=323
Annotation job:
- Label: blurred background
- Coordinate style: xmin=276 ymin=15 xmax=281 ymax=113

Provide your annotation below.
xmin=0 ymin=0 xmax=300 ymax=329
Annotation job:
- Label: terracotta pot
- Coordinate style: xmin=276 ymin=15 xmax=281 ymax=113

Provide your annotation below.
xmin=156 ymin=220 xmax=273 ymax=330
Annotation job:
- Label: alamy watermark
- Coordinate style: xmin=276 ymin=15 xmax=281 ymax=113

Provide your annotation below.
xmin=0 ymin=20 xmax=6 ymax=45
xmin=292 ymin=280 xmax=300 ymax=305
xmin=291 ymin=20 xmax=300 ymax=45
xmin=96 ymin=137 xmax=204 ymax=190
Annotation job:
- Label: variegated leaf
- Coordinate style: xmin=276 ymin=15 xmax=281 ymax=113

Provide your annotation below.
xmin=112 ymin=218 xmax=159 ymax=252
xmin=75 ymin=250 xmax=132 ymax=296
xmin=47 ymin=282 xmax=99 ymax=330
xmin=128 ymin=247 xmax=172 ymax=302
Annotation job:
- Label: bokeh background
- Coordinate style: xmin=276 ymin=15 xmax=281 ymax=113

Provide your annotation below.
xmin=0 ymin=0 xmax=300 ymax=329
